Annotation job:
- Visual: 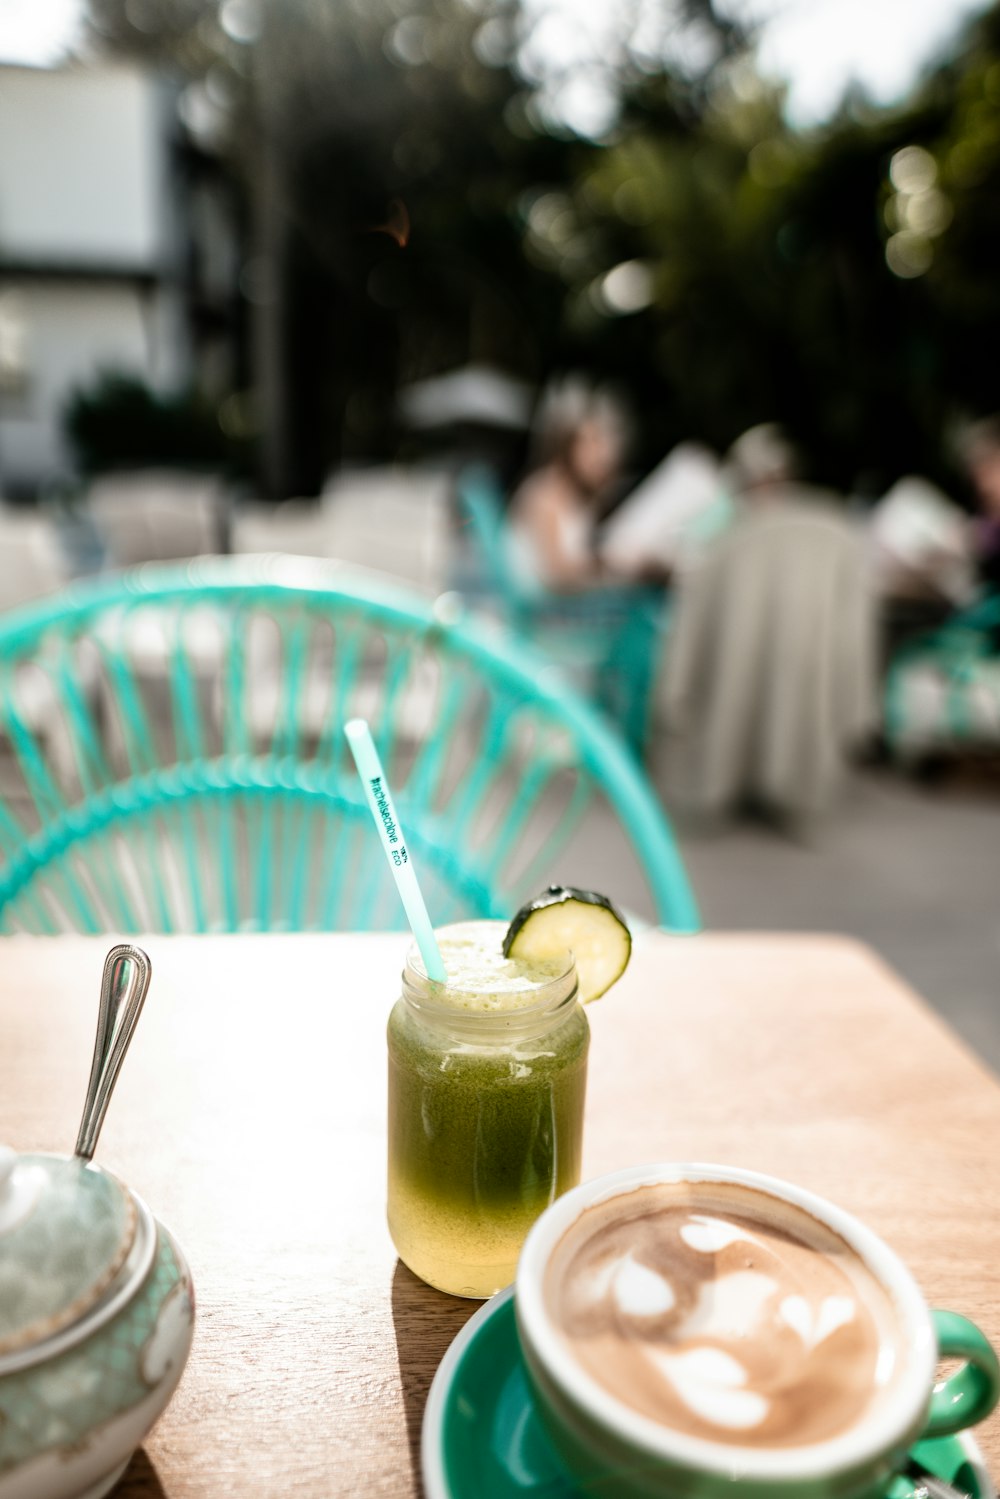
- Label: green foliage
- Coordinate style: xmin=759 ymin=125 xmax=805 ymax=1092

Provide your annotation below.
xmin=83 ymin=0 xmax=1000 ymax=495
xmin=544 ymin=4 xmax=1000 ymax=490
xmin=65 ymin=372 xmax=250 ymax=475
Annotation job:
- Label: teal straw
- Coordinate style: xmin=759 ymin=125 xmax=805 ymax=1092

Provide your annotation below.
xmin=344 ymin=718 xmax=447 ymax=982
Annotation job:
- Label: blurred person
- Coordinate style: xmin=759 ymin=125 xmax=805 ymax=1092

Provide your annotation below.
xmin=868 ymin=476 xmax=975 ymax=607
xmin=600 ymin=423 xmax=796 ymax=583
xmin=882 ymin=418 xmax=1000 ymax=766
xmin=599 ymin=421 xmax=798 ymax=580
xmin=600 ymin=441 xmax=728 ymax=577
xmin=502 ymin=378 xmax=669 ymax=753
xmin=507 ymin=379 xmax=629 ymax=591
xmin=723 ymin=421 xmax=850 ymax=514
xmin=725 ymin=421 xmax=799 ymax=498
xmin=653 ymin=425 xmax=879 ymax=825
xmin=957 ymin=414 xmax=1000 ymax=589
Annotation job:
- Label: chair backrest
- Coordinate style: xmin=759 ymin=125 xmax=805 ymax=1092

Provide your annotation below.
xmin=455 ymin=465 xmax=534 ymax=617
xmin=0 ymin=555 xmax=698 ymax=935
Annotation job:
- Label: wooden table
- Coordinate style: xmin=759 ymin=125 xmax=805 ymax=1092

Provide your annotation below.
xmin=2 ymin=933 xmax=999 ymax=1495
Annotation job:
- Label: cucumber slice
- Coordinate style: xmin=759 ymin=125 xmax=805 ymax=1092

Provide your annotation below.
xmin=503 ymin=886 xmax=631 ymax=1003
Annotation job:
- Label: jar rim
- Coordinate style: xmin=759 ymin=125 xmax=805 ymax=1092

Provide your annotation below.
xmin=403 ymin=919 xmax=577 ymax=1026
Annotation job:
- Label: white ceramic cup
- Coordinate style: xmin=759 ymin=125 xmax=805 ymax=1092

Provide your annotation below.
xmin=515 ymin=1162 xmax=1000 ymax=1499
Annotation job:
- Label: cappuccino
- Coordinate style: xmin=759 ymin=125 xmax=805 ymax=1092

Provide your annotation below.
xmin=544 ymin=1180 xmax=905 ymax=1450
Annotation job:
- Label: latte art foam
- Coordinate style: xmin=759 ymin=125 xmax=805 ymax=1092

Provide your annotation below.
xmin=544 ymin=1182 xmax=905 ymax=1450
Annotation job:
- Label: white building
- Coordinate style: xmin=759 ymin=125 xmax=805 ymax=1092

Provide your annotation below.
xmin=0 ymin=59 xmax=237 ymax=495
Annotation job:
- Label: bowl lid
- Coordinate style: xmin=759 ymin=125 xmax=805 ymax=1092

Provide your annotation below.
xmin=0 ymin=1146 xmax=137 ymax=1356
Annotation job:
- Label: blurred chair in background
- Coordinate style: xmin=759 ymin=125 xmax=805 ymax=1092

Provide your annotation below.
xmin=322 ymin=467 xmax=451 ymax=593
xmin=0 ymin=507 xmax=75 ymax=790
xmin=87 ymin=469 xmax=229 ymax=567
xmin=656 ymin=498 xmax=879 ymax=823
xmin=232 ymin=498 xmax=335 ymax=561
xmin=0 ymin=555 xmax=698 ymax=935
xmin=0 ymin=507 xmax=66 ymax=610
xmin=457 ymin=464 xmax=665 ymax=756
xmin=884 ymin=591 xmax=1000 ymax=764
xmin=233 ymin=467 xmax=453 ymax=594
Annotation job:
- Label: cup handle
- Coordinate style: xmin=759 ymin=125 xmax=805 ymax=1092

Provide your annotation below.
xmin=879 ymin=1312 xmax=999 ymax=1496
xmin=921 ymin=1309 xmax=1000 ymax=1441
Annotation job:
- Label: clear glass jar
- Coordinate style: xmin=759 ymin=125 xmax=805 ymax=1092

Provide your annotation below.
xmin=387 ymin=920 xmax=590 ymax=1299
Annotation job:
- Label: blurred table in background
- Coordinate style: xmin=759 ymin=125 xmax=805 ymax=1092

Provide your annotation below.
xmin=2 ymin=932 xmax=998 ymax=1496
xmin=233 ymin=466 xmax=453 ymax=595
xmin=87 ymin=470 xmax=229 ymax=566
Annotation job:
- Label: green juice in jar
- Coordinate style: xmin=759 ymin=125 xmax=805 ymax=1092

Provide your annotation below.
xmin=387 ymin=920 xmax=589 ymax=1299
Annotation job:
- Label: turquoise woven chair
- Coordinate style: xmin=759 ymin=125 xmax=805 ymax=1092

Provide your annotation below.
xmin=456 ymin=465 xmax=667 ymax=755
xmin=885 ymin=590 xmax=1000 ymax=758
xmin=0 ymin=555 xmax=698 ymax=935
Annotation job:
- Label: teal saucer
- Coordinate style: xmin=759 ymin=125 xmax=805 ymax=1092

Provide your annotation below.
xmin=422 ymin=1286 xmax=996 ymax=1499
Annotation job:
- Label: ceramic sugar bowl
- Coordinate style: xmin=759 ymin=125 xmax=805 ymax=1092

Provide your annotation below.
xmin=0 ymin=945 xmax=194 ymax=1499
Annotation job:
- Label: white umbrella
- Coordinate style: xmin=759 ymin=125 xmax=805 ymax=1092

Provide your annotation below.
xmin=399 ymin=364 xmax=533 ymax=431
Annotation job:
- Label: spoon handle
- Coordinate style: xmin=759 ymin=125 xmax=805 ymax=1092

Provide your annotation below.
xmin=75 ymin=944 xmax=153 ymax=1161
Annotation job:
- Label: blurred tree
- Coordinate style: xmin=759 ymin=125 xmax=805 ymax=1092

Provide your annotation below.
xmin=923 ymin=8 xmax=1000 ymax=440
xmin=544 ymin=1 xmax=1000 ymax=492
xmin=65 ymin=371 xmax=250 ymax=475
xmin=84 ymin=0 xmax=1000 ymax=499
xmin=84 ymin=0 xmax=749 ymax=494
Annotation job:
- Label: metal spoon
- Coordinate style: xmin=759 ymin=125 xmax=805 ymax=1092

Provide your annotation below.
xmin=75 ymin=944 xmax=152 ymax=1160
